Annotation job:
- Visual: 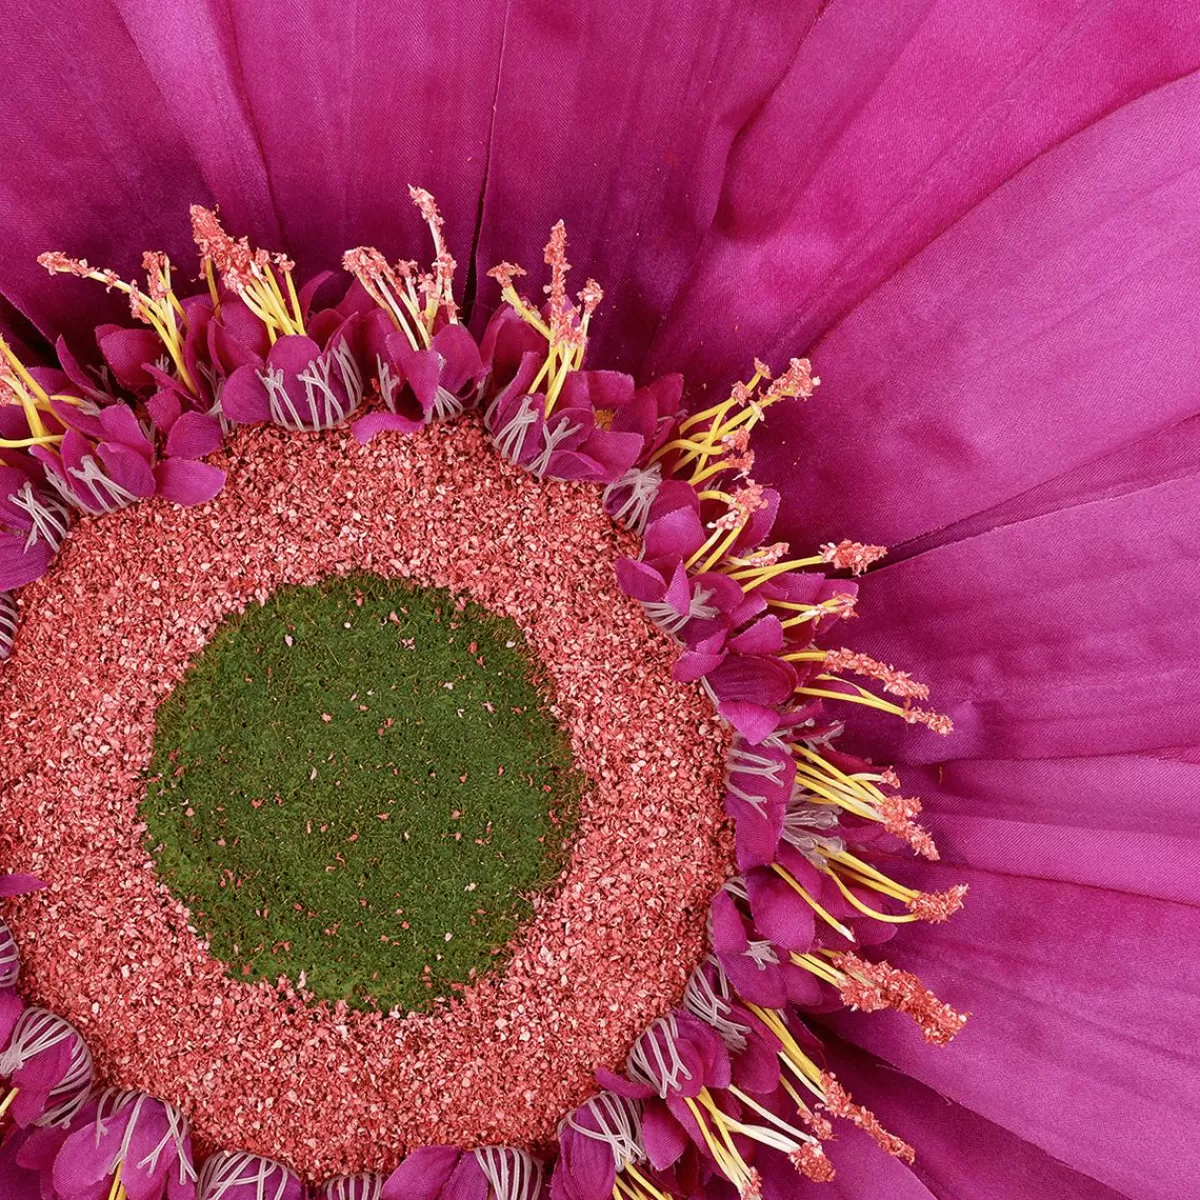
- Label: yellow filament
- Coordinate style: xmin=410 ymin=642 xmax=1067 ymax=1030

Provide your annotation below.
xmin=0 ymin=432 xmax=64 ymax=448
xmin=613 ymin=1175 xmax=650 ymax=1200
xmin=108 ymin=1173 xmax=127 ymax=1200
xmin=684 ymin=1096 xmax=751 ymax=1187
xmin=284 ymin=269 xmax=304 ymax=329
xmin=790 ymin=951 xmax=844 ymax=987
xmin=795 ymin=680 xmax=915 ymax=722
xmin=770 ymin=864 xmax=854 ymax=941
xmin=204 ymin=260 xmax=221 ymax=311
xmin=624 ymin=1165 xmax=672 ymax=1200
xmin=779 ymin=1072 xmax=823 ymax=1114
xmin=824 ymin=869 xmax=918 ymax=923
xmin=0 ymin=339 xmax=51 ymax=438
xmin=726 ymin=555 xmax=825 ymax=590
xmin=828 ymin=849 xmax=917 ymax=899
xmin=501 ymin=285 xmax=551 ymax=339
xmin=794 ymin=745 xmax=889 ymax=797
xmin=542 ymin=349 xmax=575 ymax=415
xmin=0 ymin=1087 xmax=17 ymax=1118
xmin=744 ymin=1004 xmax=825 ymax=1092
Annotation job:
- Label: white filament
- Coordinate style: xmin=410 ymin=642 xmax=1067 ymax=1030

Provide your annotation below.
xmin=473 ymin=1146 xmax=544 ymax=1200
xmin=321 ymin=1173 xmax=384 ymax=1200
xmin=0 ymin=1007 xmax=94 ymax=1127
xmin=528 ymin=414 xmax=582 ymax=478
xmin=9 ymin=481 xmax=71 ymax=551
xmin=0 ymin=593 xmax=17 ymax=663
xmin=562 ymin=1093 xmax=645 ymax=1172
xmin=90 ymin=1090 xmax=195 ymax=1183
xmin=198 ymin=1151 xmax=296 ymax=1200
xmin=602 ymin=464 xmax=662 ymax=535
xmin=627 ymin=1014 xmax=692 ymax=1098
xmin=683 ymin=958 xmax=749 ymax=1052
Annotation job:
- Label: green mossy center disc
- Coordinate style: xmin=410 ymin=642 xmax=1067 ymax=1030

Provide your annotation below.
xmin=142 ymin=573 xmax=582 ymax=1012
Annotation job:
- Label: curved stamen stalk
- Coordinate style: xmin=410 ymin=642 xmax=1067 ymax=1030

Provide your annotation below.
xmin=802 ymin=847 xmax=967 ymax=924
xmin=790 ymin=950 xmax=968 ymax=1045
xmin=190 ymin=208 xmax=305 ymax=344
xmin=769 ymin=862 xmax=854 ymax=941
xmin=37 ymin=251 xmax=200 ymax=397
xmin=795 ymin=674 xmax=952 ymax=735
xmin=789 ymin=745 xmax=938 ymax=859
xmin=653 ymin=358 xmax=817 ymax=487
xmin=683 ymin=957 xmax=751 ymax=1052
xmin=487 ymin=225 xmax=602 ymax=417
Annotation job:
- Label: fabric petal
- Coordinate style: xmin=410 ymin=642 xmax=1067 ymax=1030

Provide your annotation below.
xmin=835 ymin=468 xmax=1200 ymax=764
xmin=826 ymin=862 xmax=1200 ymax=1200
xmin=164 ymin=411 xmax=223 ymax=459
xmin=472 ymin=0 xmax=824 ymax=371
xmin=153 ymin=458 xmax=226 ymax=506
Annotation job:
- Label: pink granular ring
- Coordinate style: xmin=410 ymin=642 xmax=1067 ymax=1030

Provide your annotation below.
xmin=0 ymin=422 xmax=731 ymax=1177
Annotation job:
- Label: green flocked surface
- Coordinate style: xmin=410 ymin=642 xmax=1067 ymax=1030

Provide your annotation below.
xmin=142 ymin=573 xmax=583 ymax=1012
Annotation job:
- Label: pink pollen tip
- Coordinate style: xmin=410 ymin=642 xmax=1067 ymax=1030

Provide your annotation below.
xmin=37 ymin=251 xmax=92 ymax=278
xmin=901 ymin=706 xmax=953 ymax=735
xmin=822 ymin=648 xmax=930 ymax=700
xmin=407 ymin=185 xmax=443 ymax=227
xmin=488 ymin=262 xmax=527 ymax=290
xmin=820 ymin=1074 xmax=915 ymax=1164
xmin=790 ymin=1145 xmax=836 ymax=1183
xmin=820 ymin=540 xmax=888 ymax=575
xmin=906 ymin=885 xmax=968 ymax=923
xmin=838 ymin=953 xmax=967 ymax=1045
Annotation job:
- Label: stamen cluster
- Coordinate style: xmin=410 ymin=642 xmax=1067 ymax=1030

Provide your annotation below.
xmin=0 ymin=191 xmax=967 ymax=1196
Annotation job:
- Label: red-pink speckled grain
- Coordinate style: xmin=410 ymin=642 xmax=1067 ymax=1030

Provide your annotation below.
xmin=0 ymin=422 xmax=732 ymax=1177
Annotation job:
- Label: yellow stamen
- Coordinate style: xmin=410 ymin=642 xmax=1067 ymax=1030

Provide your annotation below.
xmin=624 ymin=1165 xmax=672 ymax=1200
xmin=789 ymin=951 xmax=845 ymax=987
xmin=795 ymin=678 xmax=918 ymax=722
xmin=824 ymin=869 xmax=919 ymax=924
xmin=0 ymin=1087 xmax=17 ymax=1119
xmin=744 ymin=1005 xmax=826 ymax=1094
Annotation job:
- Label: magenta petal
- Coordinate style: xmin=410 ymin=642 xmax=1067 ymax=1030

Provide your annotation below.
xmin=380 ymin=1147 xmax=461 ymax=1200
xmin=828 ymin=861 xmax=1200 ymax=1199
xmin=95 ymin=443 xmax=156 ymax=498
xmin=153 ymin=459 xmax=226 ymax=506
xmin=840 ymin=467 xmax=1200 ymax=765
xmin=552 ymin=1125 xmax=615 ymax=1200
xmin=0 ymin=874 xmax=45 ymax=897
xmin=640 ymin=1104 xmax=689 ymax=1171
xmin=430 ymin=324 xmax=484 ymax=395
xmin=726 ymin=615 xmax=783 ymax=656
xmin=220 ymin=364 xmax=271 ymax=424
xmin=352 ymin=411 xmax=425 ymax=444
xmin=746 ymin=868 xmax=815 ymax=950
xmin=442 ymin=1155 xmax=489 ymax=1200
xmin=97 ymin=404 xmax=153 ymax=459
xmin=825 ymin=1038 xmax=1128 ymax=1200
xmin=147 ymin=390 xmax=183 ymax=434
xmin=0 ymin=533 xmax=52 ymax=591
xmin=54 ymin=1111 xmax=134 ymax=1198
xmin=164 ymin=411 xmax=222 ymax=459
xmin=97 ymin=326 xmax=163 ymax=391
xmin=472 ymin=0 xmax=824 ymax=372
xmin=716 ymin=701 xmax=782 ymax=746
xmin=752 ymin=73 xmax=1200 ymax=549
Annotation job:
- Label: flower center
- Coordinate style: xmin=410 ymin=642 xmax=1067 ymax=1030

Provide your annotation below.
xmin=141 ymin=572 xmax=582 ymax=1012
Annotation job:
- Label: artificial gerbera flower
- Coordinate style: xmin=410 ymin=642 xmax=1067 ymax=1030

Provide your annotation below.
xmin=0 ymin=4 xmax=1196 ymax=1200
